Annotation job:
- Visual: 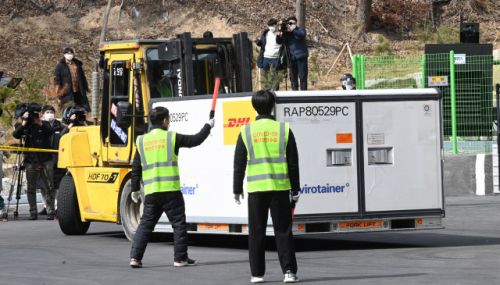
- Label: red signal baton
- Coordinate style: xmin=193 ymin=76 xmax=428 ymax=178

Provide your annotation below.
xmin=209 ymin=78 xmax=221 ymax=119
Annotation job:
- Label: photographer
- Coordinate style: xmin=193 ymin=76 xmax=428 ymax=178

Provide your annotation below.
xmin=60 ymin=105 xmax=94 ymax=137
xmin=12 ymin=103 xmax=56 ymax=220
xmin=255 ymin=18 xmax=281 ymax=90
xmin=37 ymin=105 xmax=66 ymax=216
xmin=277 ymin=16 xmax=309 ymax=91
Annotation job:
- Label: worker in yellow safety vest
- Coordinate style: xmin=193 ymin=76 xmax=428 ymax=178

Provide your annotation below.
xmin=129 ymin=106 xmax=214 ymax=268
xmin=233 ymin=90 xmax=300 ymax=283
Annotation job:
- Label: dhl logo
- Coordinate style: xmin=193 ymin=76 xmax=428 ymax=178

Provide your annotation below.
xmin=224 ymin=117 xmax=250 ymax=128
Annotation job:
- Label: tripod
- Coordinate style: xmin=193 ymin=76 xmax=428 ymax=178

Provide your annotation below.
xmin=272 ymin=36 xmax=293 ymax=92
xmin=2 ymin=136 xmax=26 ymax=222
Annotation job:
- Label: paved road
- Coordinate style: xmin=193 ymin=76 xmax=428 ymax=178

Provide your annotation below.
xmin=1 ymin=196 xmax=499 ymax=284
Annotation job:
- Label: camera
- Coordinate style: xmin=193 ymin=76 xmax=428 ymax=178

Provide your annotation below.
xmin=15 ymin=103 xmax=42 ymax=122
xmin=62 ymin=105 xmax=86 ymax=125
xmin=279 ymin=20 xmax=292 ymax=32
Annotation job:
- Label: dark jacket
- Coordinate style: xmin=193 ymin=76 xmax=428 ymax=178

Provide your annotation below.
xmin=276 ymin=27 xmax=309 ymax=61
xmin=37 ymin=119 xmax=66 ymax=189
xmin=233 ymin=114 xmax=300 ymax=195
xmin=54 ymin=58 xmax=90 ymax=108
xmin=13 ymin=121 xmax=55 ymax=164
xmin=131 ymin=124 xmax=211 ymax=192
xmin=256 ymin=29 xmax=280 ymax=69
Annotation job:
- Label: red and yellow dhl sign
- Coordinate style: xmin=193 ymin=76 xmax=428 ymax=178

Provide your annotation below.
xmin=224 ymin=117 xmax=251 ymax=128
xmin=222 ymin=100 xmax=256 ymax=145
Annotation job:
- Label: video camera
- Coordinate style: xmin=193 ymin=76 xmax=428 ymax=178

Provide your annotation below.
xmin=278 ymin=20 xmax=293 ymax=33
xmin=14 ymin=103 xmax=42 ymax=123
xmin=62 ymin=105 xmax=86 ymax=125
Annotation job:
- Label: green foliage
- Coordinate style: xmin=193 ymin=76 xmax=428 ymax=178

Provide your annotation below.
xmin=434 ymin=25 xmax=459 ymax=44
xmin=0 ymin=86 xmax=16 ymax=101
xmin=0 ymin=87 xmax=22 ymax=126
xmin=351 ymin=23 xmax=362 ymax=31
xmin=468 ymin=14 xmax=475 ymax=22
xmin=17 ymin=72 xmax=51 ymax=106
xmin=416 ymin=15 xmax=435 ymax=44
xmin=309 ymin=54 xmax=321 ymax=86
xmin=374 ymin=35 xmax=393 ymax=55
xmin=259 ymin=64 xmax=285 ymax=91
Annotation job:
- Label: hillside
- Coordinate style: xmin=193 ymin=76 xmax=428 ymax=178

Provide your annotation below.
xmin=1 ymin=0 xmax=500 ymax=141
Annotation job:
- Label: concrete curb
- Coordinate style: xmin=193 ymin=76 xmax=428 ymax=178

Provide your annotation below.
xmin=444 ymin=154 xmax=497 ymax=196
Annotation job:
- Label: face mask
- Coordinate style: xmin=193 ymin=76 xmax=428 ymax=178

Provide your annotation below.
xmin=343 ymin=80 xmax=353 ymax=90
xmin=65 ymin=54 xmax=74 ymax=60
xmin=45 ymin=113 xmax=55 ymax=122
xmin=269 ymin=27 xmax=276 ymax=33
xmin=289 ymin=24 xmax=296 ymax=30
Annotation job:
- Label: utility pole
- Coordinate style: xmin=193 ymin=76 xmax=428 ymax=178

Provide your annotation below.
xmin=100 ymin=0 xmax=113 ymax=43
xmin=296 ymin=0 xmax=306 ymax=28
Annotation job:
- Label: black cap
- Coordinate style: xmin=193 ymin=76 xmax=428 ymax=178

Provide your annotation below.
xmin=340 ymin=73 xmax=356 ymax=83
xmin=63 ymin=47 xmax=74 ymax=54
xmin=267 ymin=18 xmax=277 ymax=26
xmin=42 ymin=105 xmax=56 ymax=113
xmin=203 ymin=31 xmax=213 ymax=38
xmin=287 ymin=16 xmax=298 ymax=23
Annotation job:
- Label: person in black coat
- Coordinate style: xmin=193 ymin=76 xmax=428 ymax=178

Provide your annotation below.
xmin=13 ymin=103 xmax=56 ymax=220
xmin=37 ymin=105 xmax=66 ymax=215
xmin=54 ymin=47 xmax=91 ymax=112
xmin=277 ymin=16 xmax=309 ymax=91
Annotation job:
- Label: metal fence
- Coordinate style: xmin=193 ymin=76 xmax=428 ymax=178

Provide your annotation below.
xmin=353 ymin=52 xmax=500 ymax=154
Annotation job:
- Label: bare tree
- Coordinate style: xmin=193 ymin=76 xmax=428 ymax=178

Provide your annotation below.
xmin=296 ymin=0 xmax=306 ymax=28
xmin=357 ymin=0 xmax=372 ymax=32
xmin=100 ymin=0 xmax=113 ymax=43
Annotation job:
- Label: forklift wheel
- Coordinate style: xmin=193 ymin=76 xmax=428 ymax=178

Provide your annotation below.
xmin=58 ymin=175 xmax=90 ymax=235
xmin=120 ymin=180 xmax=144 ymax=242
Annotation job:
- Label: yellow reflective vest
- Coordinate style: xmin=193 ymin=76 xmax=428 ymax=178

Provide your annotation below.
xmin=241 ymin=119 xmax=291 ymax=192
xmin=136 ymin=129 xmax=181 ymax=195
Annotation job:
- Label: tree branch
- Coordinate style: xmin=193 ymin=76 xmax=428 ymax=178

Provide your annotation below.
xmin=29 ymin=0 xmax=53 ymax=11
xmin=63 ymin=0 xmax=72 ymax=12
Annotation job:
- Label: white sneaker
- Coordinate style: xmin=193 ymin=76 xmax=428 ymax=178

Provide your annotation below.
xmin=284 ymin=271 xmax=299 ymax=283
xmin=130 ymin=258 xmax=142 ymax=268
xmin=251 ymin=276 xmax=265 ymax=283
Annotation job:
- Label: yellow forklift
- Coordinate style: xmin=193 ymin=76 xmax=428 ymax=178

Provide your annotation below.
xmin=57 ymin=33 xmax=253 ymax=239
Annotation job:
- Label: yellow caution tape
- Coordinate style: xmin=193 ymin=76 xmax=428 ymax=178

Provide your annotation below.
xmin=0 ymin=145 xmax=58 ymax=153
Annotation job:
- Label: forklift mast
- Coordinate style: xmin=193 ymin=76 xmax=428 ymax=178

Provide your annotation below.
xmin=157 ymin=32 xmax=253 ymax=97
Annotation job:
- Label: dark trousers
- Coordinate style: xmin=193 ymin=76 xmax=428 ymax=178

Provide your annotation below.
xmin=290 ymin=58 xmax=308 ymax=91
xmin=26 ymin=160 xmax=55 ymax=214
xmin=130 ymin=191 xmax=188 ymax=261
xmin=248 ymin=191 xmax=298 ymax=277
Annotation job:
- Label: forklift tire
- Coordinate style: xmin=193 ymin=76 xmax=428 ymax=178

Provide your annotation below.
xmin=58 ymin=175 xmax=90 ymax=235
xmin=120 ymin=180 xmax=144 ymax=242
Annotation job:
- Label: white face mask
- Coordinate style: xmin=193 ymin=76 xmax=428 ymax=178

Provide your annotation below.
xmin=343 ymin=80 xmax=353 ymax=90
xmin=65 ymin=54 xmax=74 ymax=60
xmin=289 ymin=24 xmax=296 ymax=30
xmin=45 ymin=113 xmax=55 ymax=122
xmin=269 ymin=27 xmax=276 ymax=33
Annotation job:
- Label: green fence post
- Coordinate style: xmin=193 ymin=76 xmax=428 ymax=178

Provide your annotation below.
xmin=422 ymin=54 xmax=426 ymax=88
xmin=450 ymin=51 xmax=458 ymax=154
xmin=352 ymin=55 xmax=358 ymax=83
xmin=361 ymin=55 xmax=366 ymax=90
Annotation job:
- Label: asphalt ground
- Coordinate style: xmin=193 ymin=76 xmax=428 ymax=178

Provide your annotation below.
xmin=1 ymin=196 xmax=499 ymax=285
